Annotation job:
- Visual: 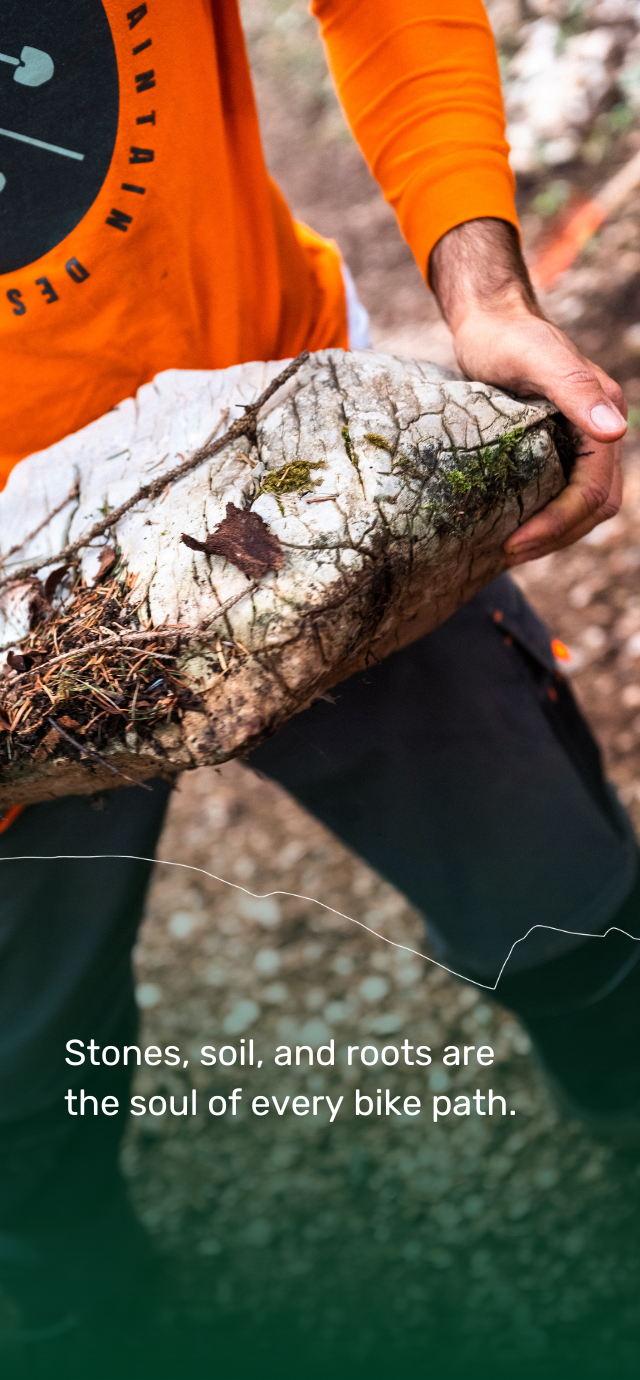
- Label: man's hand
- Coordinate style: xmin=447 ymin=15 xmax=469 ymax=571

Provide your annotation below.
xmin=429 ymin=219 xmax=626 ymax=565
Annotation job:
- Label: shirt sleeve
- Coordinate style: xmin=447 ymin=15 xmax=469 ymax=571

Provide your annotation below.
xmin=310 ymin=0 xmax=517 ymax=279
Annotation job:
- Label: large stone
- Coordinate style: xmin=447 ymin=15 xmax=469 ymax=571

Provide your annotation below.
xmin=0 ymin=349 xmax=566 ymax=805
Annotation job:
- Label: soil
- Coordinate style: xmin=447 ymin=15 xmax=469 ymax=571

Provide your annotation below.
xmin=122 ymin=3 xmax=640 ymax=1369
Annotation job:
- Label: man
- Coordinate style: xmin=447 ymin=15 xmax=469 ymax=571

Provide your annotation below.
xmin=0 ymin=0 xmax=637 ymax=1345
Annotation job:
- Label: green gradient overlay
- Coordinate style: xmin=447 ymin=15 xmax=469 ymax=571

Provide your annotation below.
xmin=12 ymin=1021 xmax=640 ymax=1380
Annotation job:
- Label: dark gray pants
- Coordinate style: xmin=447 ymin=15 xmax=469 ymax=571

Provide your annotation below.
xmin=0 ymin=577 xmax=635 ymax=1227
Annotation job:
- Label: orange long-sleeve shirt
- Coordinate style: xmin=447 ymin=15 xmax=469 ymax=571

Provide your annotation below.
xmin=0 ymin=0 xmax=516 ymax=486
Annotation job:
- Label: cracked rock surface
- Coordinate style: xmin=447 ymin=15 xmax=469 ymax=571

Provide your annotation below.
xmin=0 ymin=349 xmax=565 ymax=803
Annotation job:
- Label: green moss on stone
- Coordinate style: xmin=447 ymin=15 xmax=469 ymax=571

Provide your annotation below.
xmin=364 ymin=433 xmax=394 ymax=453
xmin=447 ymin=426 xmax=526 ymax=500
xmin=259 ymin=458 xmax=324 ymax=500
xmin=341 ymin=425 xmax=360 ymax=470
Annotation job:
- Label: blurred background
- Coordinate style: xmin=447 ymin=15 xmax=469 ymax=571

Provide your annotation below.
xmin=122 ymin=3 xmax=640 ymax=1373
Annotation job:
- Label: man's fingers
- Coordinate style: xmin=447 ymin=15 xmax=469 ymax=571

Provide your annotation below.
xmin=504 ymin=435 xmax=622 ymax=561
xmin=505 ymin=494 xmax=619 ymax=564
xmin=505 ymin=455 xmax=622 ymax=555
xmin=506 ymin=512 xmax=608 ymax=565
xmin=505 ymin=494 xmax=609 ymax=563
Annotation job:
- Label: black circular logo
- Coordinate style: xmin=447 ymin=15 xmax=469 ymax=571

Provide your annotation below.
xmin=0 ymin=0 xmax=119 ymax=274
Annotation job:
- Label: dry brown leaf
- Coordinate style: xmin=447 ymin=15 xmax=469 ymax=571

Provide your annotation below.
xmin=181 ymin=503 xmax=283 ymax=579
xmin=93 ymin=546 xmax=117 ymax=584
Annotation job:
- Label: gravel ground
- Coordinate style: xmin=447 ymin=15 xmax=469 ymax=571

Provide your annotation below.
xmin=122 ymin=5 xmax=640 ymax=1370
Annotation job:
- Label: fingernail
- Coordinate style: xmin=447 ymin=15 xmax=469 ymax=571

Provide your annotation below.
xmin=505 ymin=541 xmax=538 ymax=558
xmin=590 ymin=403 xmax=625 ymax=433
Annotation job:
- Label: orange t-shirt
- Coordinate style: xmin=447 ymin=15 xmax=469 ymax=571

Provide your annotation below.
xmin=0 ymin=1 xmax=515 ymax=486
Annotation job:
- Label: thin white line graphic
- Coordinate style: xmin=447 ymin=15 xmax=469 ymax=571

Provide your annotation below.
xmin=1 ymin=852 xmax=638 ymax=991
xmin=0 ymin=127 xmax=83 ymax=160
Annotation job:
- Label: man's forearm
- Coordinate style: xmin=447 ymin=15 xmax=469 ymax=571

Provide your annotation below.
xmin=429 ymin=217 xmax=540 ymax=329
